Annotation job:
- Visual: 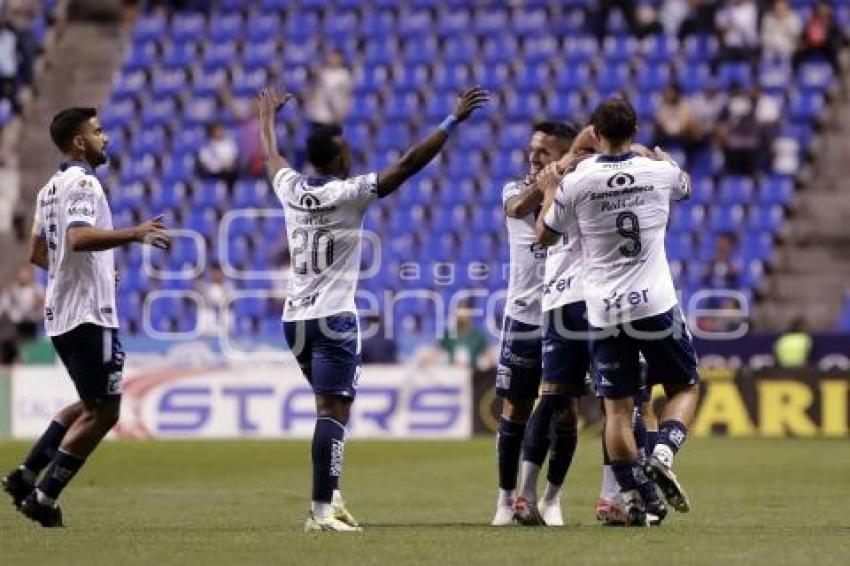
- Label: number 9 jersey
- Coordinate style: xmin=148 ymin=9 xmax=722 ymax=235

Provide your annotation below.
xmin=273 ymin=167 xmax=378 ymax=321
xmin=543 ymin=153 xmax=690 ymax=328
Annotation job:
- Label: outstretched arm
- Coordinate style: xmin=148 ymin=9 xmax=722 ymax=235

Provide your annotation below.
xmin=256 ymin=86 xmax=295 ymax=180
xmin=68 ymin=215 xmax=171 ymax=252
xmin=376 ymin=87 xmax=489 ymax=198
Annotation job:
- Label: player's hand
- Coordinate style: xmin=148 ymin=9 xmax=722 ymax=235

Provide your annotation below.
xmin=452 ymin=86 xmax=489 ymax=122
xmin=652 ymin=145 xmax=675 ymax=163
xmin=256 ymin=86 xmax=293 ymax=116
xmin=631 ymin=144 xmax=655 ymax=158
xmin=570 ymin=125 xmax=598 ymax=155
xmin=134 ymin=215 xmax=171 ymax=250
xmin=536 ymin=163 xmax=562 ymax=194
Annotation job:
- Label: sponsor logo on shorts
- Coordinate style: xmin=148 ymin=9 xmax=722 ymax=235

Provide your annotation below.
xmin=107 ymin=371 xmax=123 ymax=395
xmin=496 ymin=365 xmax=512 ymax=390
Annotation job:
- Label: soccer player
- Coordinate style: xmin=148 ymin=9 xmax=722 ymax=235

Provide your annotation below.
xmin=536 ymin=98 xmax=700 ymax=526
xmin=1 ymin=107 xmax=170 ymax=527
xmin=492 ymin=121 xmax=578 ymax=527
xmin=256 ymin=85 xmax=488 ymax=532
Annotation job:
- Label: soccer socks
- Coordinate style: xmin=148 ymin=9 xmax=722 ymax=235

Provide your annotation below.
xmin=633 ymin=409 xmax=648 ymax=461
xmin=497 ymin=417 xmax=526 ymax=494
xmin=36 ymin=449 xmax=85 ymax=505
xmin=522 ymin=394 xmax=568 ymax=465
xmin=545 ymin=417 xmax=577 ymax=490
xmin=646 ymin=430 xmax=659 ymax=455
xmin=654 ymin=420 xmax=688 ymax=466
xmin=312 ymin=417 xmax=346 ymax=516
xmin=20 ymin=420 xmax=68 ymax=483
xmin=610 ymin=460 xmax=658 ymax=505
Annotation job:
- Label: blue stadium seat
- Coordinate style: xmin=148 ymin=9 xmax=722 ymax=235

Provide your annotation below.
xmin=640 ymin=35 xmax=678 ymax=64
xmin=151 ymin=68 xmax=187 ymax=98
xmin=161 ymin=41 xmax=197 ymax=70
xmin=436 ymin=8 xmax=472 ymax=37
xmin=603 ymin=36 xmax=638 ymax=63
xmin=676 ymin=63 xmax=713 ymax=94
xmin=798 ymin=62 xmax=834 ymax=93
xmin=242 ymin=39 xmax=277 ymax=72
xmin=245 ymin=12 xmax=281 ymax=43
xmin=788 ymin=92 xmax=825 ymax=122
xmin=555 ymin=63 xmax=591 ymax=92
xmin=564 ymin=35 xmax=597 ymax=63
xmin=171 ymin=12 xmax=206 ymax=43
xmin=718 ymin=176 xmax=755 ymax=205
xmin=471 ymin=62 xmax=511 ymax=91
xmin=634 ymin=64 xmax=671 ymax=93
xmin=473 ymin=7 xmax=509 ymax=37
xmin=202 ymin=41 xmax=238 ymax=71
xmin=513 ymin=8 xmax=547 ymax=37
xmin=123 ymin=40 xmax=157 ymax=71
xmin=360 ymin=9 xmax=397 ymax=36
xmin=747 ymin=205 xmax=785 ymax=232
xmin=546 ymin=92 xmax=582 ymax=121
xmin=482 ymin=36 xmax=518 ymax=65
xmin=402 ymin=37 xmax=439 ymax=65
xmin=758 ymin=175 xmax=795 ymax=206
xmin=682 ymin=34 xmax=719 ymax=64
xmin=398 ymin=9 xmax=433 ymax=37
xmin=595 ymin=64 xmax=631 ymax=96
xmin=442 ymin=37 xmax=479 ymax=64
xmin=523 ymin=36 xmax=558 ymax=64
xmin=209 ymin=12 xmax=243 ymax=42
xmin=504 ymin=92 xmax=543 ymax=121
xmin=284 ymin=10 xmax=320 ymax=41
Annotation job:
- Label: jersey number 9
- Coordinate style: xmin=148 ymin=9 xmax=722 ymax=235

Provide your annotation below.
xmin=615 ymin=211 xmax=642 ymax=258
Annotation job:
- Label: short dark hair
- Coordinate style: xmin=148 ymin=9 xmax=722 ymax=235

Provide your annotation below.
xmin=307 ymin=124 xmax=344 ymax=168
xmin=533 ymin=120 xmax=579 ymax=142
xmin=590 ymin=98 xmax=637 ymax=144
xmin=50 ymin=107 xmax=97 ymax=152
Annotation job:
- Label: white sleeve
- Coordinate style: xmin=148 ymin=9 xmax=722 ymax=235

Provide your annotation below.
xmin=31 ymin=197 xmax=44 ymax=237
xmin=665 ymin=162 xmax=691 ymax=202
xmin=542 ymin=176 xmax=577 ymax=236
xmin=501 ymin=181 xmax=524 ymax=208
xmin=66 ymin=176 xmax=102 ymax=227
xmin=272 ymin=167 xmax=300 ymax=202
xmin=341 ymin=172 xmax=378 ymax=206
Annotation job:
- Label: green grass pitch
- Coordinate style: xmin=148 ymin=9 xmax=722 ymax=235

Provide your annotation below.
xmin=1 ymin=438 xmax=848 ymax=565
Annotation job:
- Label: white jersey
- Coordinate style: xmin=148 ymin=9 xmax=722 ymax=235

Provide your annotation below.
xmin=541 ymin=229 xmax=584 ymax=312
xmin=33 ymin=163 xmax=118 ymax=337
xmin=273 ymin=167 xmax=377 ymax=321
xmin=544 ymin=153 xmax=690 ymax=328
xmin=502 ymin=181 xmax=546 ymax=326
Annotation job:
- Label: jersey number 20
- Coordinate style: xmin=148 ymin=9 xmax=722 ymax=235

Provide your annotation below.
xmin=615 ymin=211 xmax=642 ymax=258
xmin=291 ymin=228 xmax=335 ymax=275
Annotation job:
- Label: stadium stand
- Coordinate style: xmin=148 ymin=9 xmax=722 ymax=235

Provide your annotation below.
xmin=91 ymin=0 xmax=846 ymax=337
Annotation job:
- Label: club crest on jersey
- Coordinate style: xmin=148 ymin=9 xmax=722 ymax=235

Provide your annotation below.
xmin=299 ymin=194 xmax=321 ymax=209
xmin=607 ymin=172 xmax=635 ymax=188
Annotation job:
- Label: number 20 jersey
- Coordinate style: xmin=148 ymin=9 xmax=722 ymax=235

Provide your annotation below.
xmin=543 ymin=154 xmax=690 ymax=328
xmin=273 ymin=167 xmax=377 ymax=322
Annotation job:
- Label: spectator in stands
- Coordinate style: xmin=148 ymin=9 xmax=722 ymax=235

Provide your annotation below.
xmin=753 ymin=85 xmax=782 ymax=140
xmin=589 ymin=0 xmax=638 ymax=43
xmin=634 ymin=5 xmax=664 ymax=39
xmin=715 ymin=0 xmax=760 ymax=66
xmin=689 ymin=81 xmax=727 ymax=148
xmin=774 ymin=317 xmax=813 ymax=368
xmin=702 ymin=232 xmax=742 ymax=289
xmin=221 ymin=87 xmax=264 ymax=178
xmin=197 ymin=122 xmax=238 ymax=186
xmin=1 ymin=264 xmax=43 ymax=340
xmin=361 ymin=314 xmax=398 ymax=364
xmin=761 ymin=0 xmax=802 ymax=63
xmin=717 ymin=83 xmax=762 ymax=175
xmin=794 ymin=1 xmax=842 ymax=71
xmin=0 ymin=2 xmax=35 ymax=114
xmin=660 ymin=0 xmax=690 ymax=37
xmin=439 ymin=306 xmax=490 ymax=372
xmin=304 ymin=49 xmax=353 ymax=131
xmin=196 ymin=263 xmax=234 ymax=337
xmin=653 ymin=85 xmax=699 ymax=153
xmin=677 ymin=0 xmax=720 ymax=39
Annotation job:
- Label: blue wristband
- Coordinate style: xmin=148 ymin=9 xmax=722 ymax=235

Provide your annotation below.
xmin=439 ymin=114 xmax=459 ymax=135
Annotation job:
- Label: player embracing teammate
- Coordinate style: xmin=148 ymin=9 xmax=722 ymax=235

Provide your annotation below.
xmin=537 ymin=98 xmax=700 ymax=526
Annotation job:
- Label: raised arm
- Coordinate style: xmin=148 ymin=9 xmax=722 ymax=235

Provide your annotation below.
xmin=68 ymin=215 xmax=171 ymax=252
xmin=504 ymin=177 xmax=544 ymax=218
xmin=376 ymin=87 xmax=489 ymax=198
xmin=256 ymin=86 xmax=295 ymax=180
xmin=534 ymin=167 xmax=563 ymax=247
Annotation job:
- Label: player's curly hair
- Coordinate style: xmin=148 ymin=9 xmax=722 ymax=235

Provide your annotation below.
xmin=590 ymin=98 xmax=637 ymax=144
xmin=307 ymin=124 xmax=344 ymax=168
xmin=50 ymin=107 xmax=98 ymax=152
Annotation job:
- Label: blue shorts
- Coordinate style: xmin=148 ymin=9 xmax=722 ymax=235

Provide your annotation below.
xmin=496 ymin=316 xmax=543 ymax=401
xmin=283 ymin=312 xmax=361 ymax=398
xmin=51 ymin=323 xmax=125 ymax=403
xmin=542 ymin=301 xmax=591 ymax=397
xmin=591 ymin=307 xmax=700 ymax=399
